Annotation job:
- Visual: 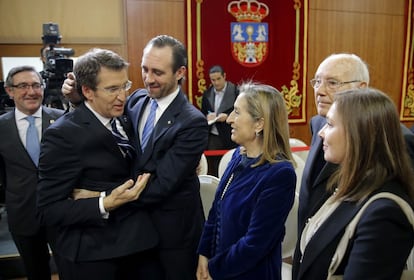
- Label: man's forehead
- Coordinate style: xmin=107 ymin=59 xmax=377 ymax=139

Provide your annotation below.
xmin=316 ymin=59 xmax=355 ymax=79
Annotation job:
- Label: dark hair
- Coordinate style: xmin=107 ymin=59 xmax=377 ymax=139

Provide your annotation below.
xmin=209 ymin=65 xmax=225 ymax=76
xmin=5 ymin=65 xmax=43 ymax=88
xmin=144 ymin=35 xmax=187 ymax=84
xmin=329 ymin=88 xmax=414 ymax=201
xmin=73 ymin=48 xmax=129 ymax=95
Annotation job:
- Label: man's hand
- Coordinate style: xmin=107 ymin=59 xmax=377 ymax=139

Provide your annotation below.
xmin=62 ymin=72 xmax=83 ymax=104
xmin=72 ymin=173 xmax=151 ymax=211
xmin=206 ymin=112 xmax=217 ymax=121
xmin=216 ymin=113 xmax=228 ymax=122
xmin=103 ymin=173 xmax=150 ymax=211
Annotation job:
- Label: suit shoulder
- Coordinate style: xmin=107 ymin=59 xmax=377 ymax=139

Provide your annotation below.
xmin=127 ymin=89 xmax=148 ymax=106
xmin=43 ymin=106 xmax=64 ymax=117
xmin=0 ymin=111 xmax=14 ymax=121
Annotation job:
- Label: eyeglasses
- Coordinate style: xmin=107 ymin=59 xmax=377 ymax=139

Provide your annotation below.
xmin=11 ymin=83 xmax=44 ymax=91
xmin=310 ymin=78 xmax=361 ymax=90
xmin=96 ymin=80 xmax=132 ymax=95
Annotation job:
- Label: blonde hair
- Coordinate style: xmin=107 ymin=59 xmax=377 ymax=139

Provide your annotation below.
xmin=238 ymin=81 xmax=294 ymax=167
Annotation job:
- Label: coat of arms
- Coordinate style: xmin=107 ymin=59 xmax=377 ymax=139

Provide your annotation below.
xmin=228 ymin=0 xmax=269 ymax=67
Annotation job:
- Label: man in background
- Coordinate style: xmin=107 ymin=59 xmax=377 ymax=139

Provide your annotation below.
xmin=0 ymin=65 xmax=64 ymax=280
xmin=201 ymin=65 xmax=238 ymax=176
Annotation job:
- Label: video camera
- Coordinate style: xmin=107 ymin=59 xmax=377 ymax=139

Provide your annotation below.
xmin=41 ymin=23 xmax=75 ymax=109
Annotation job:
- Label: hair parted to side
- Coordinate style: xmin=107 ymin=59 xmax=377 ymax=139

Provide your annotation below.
xmin=144 ymin=35 xmax=187 ymax=84
xmin=328 ymin=87 xmax=414 ymax=201
xmin=5 ymin=65 xmax=43 ymax=88
xmin=238 ymin=81 xmax=294 ymax=167
xmin=73 ymin=48 xmax=129 ymax=96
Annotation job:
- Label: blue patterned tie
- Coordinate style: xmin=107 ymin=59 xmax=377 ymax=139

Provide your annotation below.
xmin=26 ymin=115 xmax=40 ymax=166
xmin=110 ymin=118 xmax=135 ymax=159
xmin=141 ymin=99 xmax=158 ymax=151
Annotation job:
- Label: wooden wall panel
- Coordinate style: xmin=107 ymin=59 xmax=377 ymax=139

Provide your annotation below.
xmin=298 ymin=0 xmax=411 ymax=144
xmin=125 ymin=0 xmax=185 ymax=90
xmin=0 ymin=0 xmax=124 ymax=44
xmin=0 ymin=0 xmax=411 ymax=142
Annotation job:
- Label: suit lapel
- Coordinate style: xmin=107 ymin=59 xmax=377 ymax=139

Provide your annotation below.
xmin=140 ymin=92 xmax=185 ymax=163
xmin=217 ymin=85 xmax=234 ymax=113
xmin=298 ymin=201 xmax=361 ymax=278
xmin=207 ymin=88 xmax=215 ymax=110
xmin=4 ymin=112 xmax=30 ymax=161
xmin=41 ymin=107 xmax=59 ymax=134
xmin=77 ymin=103 xmax=122 ymax=157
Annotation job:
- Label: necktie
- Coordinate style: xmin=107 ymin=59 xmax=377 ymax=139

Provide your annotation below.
xmin=141 ymin=99 xmax=158 ymax=151
xmin=110 ymin=118 xmax=135 ymax=159
xmin=26 ymin=115 xmax=40 ymax=166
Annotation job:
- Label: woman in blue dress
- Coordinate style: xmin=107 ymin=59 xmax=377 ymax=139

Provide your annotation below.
xmin=197 ymin=81 xmax=297 ymax=279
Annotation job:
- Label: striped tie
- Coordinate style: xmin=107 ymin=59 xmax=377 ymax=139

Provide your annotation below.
xmin=141 ymin=99 xmax=158 ymax=151
xmin=110 ymin=118 xmax=135 ymax=159
xmin=26 ymin=115 xmax=40 ymax=166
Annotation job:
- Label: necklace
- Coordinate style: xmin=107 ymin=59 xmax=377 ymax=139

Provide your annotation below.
xmin=220 ymin=173 xmax=234 ymax=200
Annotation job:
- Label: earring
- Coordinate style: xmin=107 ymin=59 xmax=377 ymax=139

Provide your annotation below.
xmin=255 ymin=131 xmax=261 ymax=137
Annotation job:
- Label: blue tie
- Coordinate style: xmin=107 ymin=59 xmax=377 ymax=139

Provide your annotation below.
xmin=141 ymin=99 xmax=158 ymax=151
xmin=110 ymin=118 xmax=135 ymax=159
xmin=26 ymin=115 xmax=40 ymax=166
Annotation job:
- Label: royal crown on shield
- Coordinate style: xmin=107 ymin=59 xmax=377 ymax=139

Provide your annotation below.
xmin=228 ymin=0 xmax=269 ymax=67
xmin=228 ymin=0 xmax=269 ymax=22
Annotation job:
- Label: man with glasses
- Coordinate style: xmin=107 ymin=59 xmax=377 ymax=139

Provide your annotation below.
xmin=297 ymin=54 xmax=370 ymax=235
xmin=37 ymin=48 xmax=162 ymax=280
xmin=61 ymin=36 xmax=209 ymax=279
xmin=0 ymin=65 xmax=64 ymax=279
xmin=292 ymin=53 xmax=414 ymax=275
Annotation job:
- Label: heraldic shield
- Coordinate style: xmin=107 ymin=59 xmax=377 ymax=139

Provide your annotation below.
xmin=228 ymin=0 xmax=269 ymax=67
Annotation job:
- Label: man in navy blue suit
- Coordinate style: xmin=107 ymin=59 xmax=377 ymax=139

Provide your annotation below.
xmin=125 ymin=35 xmax=209 ymax=280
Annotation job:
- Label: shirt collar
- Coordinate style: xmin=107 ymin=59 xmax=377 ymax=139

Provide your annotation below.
xmin=85 ymin=101 xmax=112 ymax=128
xmin=154 ymin=86 xmax=180 ymax=111
xmin=214 ymin=82 xmax=227 ymax=94
xmin=15 ymin=106 xmax=42 ymax=121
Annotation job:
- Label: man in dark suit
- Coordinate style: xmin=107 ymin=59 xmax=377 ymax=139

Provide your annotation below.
xmin=37 ymin=48 xmax=161 ymax=280
xmin=201 ymin=65 xmax=238 ymax=176
xmin=0 ymin=65 xmax=64 ymax=280
xmin=293 ymin=53 xmax=414 ymax=274
xmin=125 ymin=35 xmax=209 ymax=280
xmin=61 ymin=36 xmax=209 ymax=279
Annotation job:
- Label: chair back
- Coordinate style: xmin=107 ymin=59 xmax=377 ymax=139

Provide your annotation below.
xmin=218 ymin=148 xmax=236 ymax=178
xmin=198 ymin=153 xmax=208 ymax=175
xmin=281 ymin=154 xmax=305 ymax=259
xmin=198 ymin=175 xmax=220 ymax=217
